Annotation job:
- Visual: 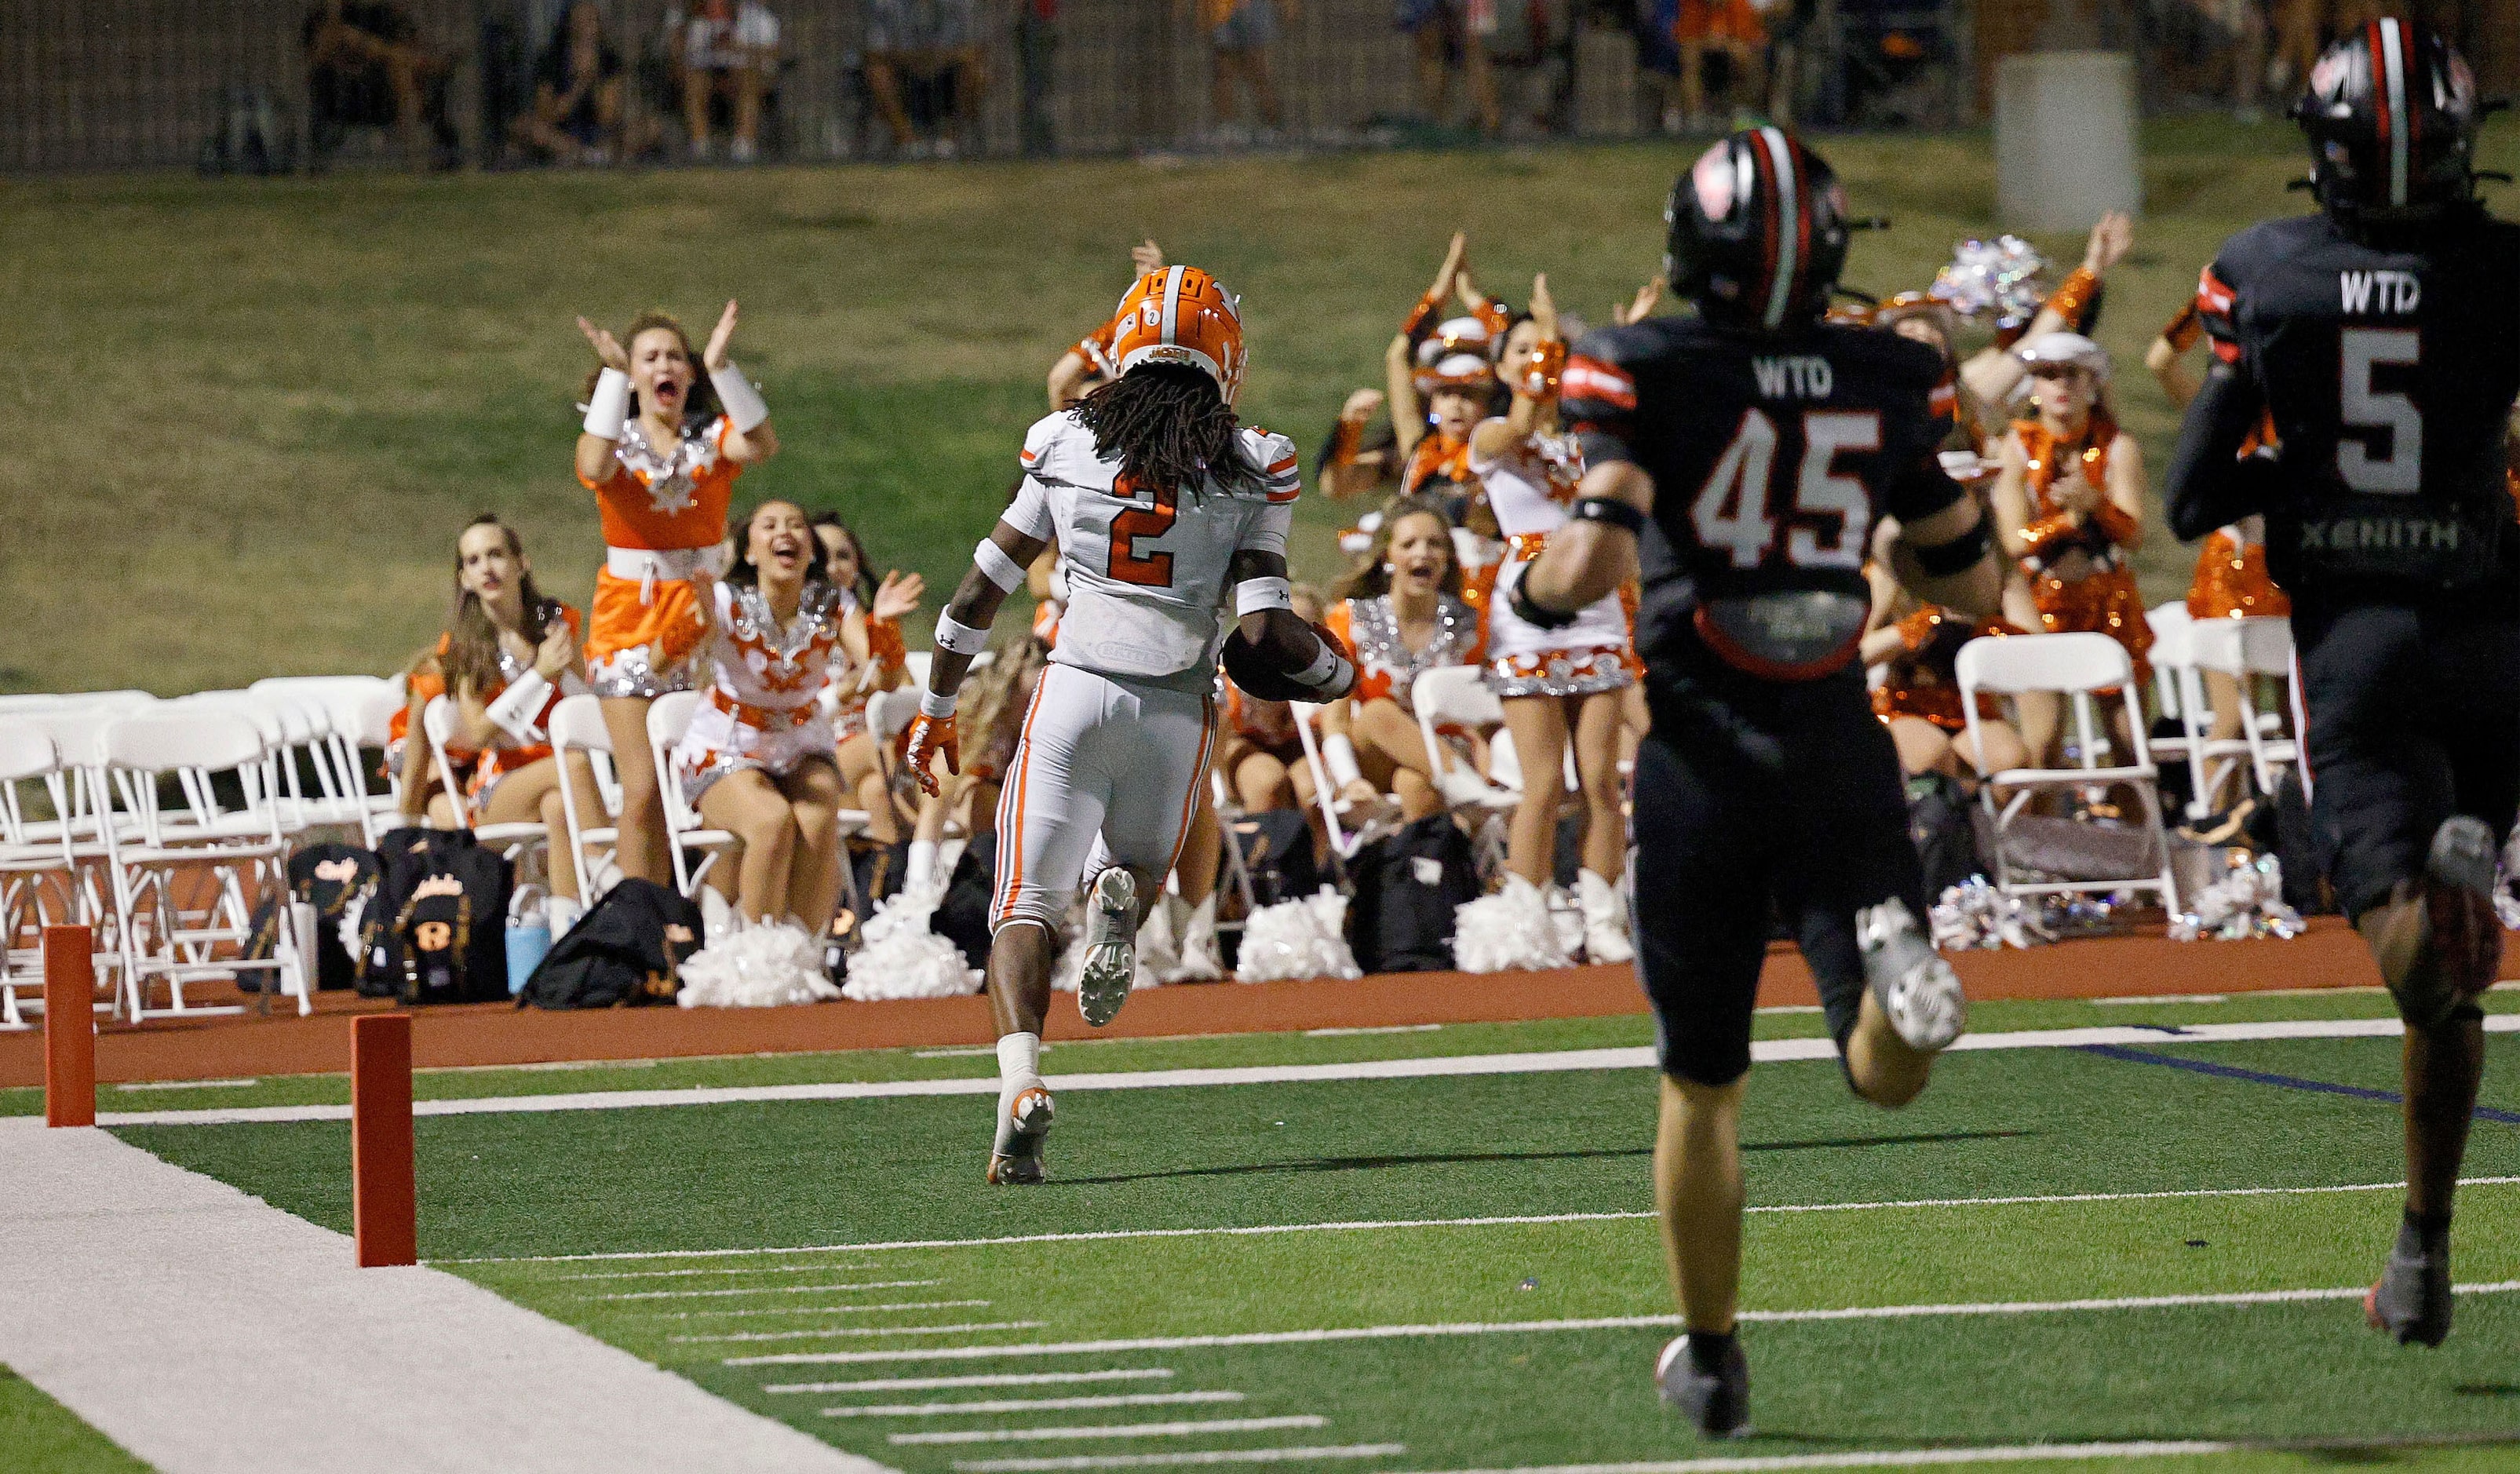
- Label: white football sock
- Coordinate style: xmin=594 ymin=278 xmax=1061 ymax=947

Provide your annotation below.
xmin=996 ymin=1031 xmax=1042 ymax=1102
xmin=906 ymin=839 xmax=939 ymax=892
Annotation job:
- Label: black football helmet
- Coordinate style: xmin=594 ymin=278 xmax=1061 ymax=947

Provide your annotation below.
xmin=2294 ymin=19 xmax=2482 ymax=224
xmin=1665 ymin=127 xmax=1853 ymax=334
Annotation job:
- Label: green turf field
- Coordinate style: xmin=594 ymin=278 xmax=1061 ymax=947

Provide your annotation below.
xmin=104 ymin=994 xmax=2520 ymax=1471
xmin=13 ymin=120 xmax=2520 ymax=697
xmin=1 ymin=1366 xmax=152 ymax=1474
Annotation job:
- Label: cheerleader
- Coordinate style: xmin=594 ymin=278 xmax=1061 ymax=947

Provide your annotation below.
xmin=1860 ymin=531 xmax=2029 ymax=783
xmin=432 ymin=516 xmax=606 ymax=910
xmin=574 ymin=300 xmax=779 ymax=885
xmin=810 ymin=513 xmax=926 ymax=846
xmin=1319 ymin=498 xmax=1486 ymax=825
xmin=1990 ymin=334 xmax=2151 ymax=764
xmin=1468 ymin=275 xmax=1633 ymax=963
xmin=671 ymin=500 xmax=848 ymax=932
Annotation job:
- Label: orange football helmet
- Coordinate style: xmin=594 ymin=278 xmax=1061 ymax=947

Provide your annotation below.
xmin=1108 ymin=265 xmax=1247 ymax=402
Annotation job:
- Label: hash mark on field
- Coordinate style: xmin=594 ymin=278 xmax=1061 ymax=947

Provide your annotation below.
xmin=826 ymin=1391 xmax=1243 ymax=1417
xmin=1388 ymin=1439 xmax=2241 ymax=1472
xmin=594 ymin=1279 xmax=941 ymax=1301
xmin=768 ymin=1370 xmax=1175 ymax=1394
xmin=558 ymin=1262 xmax=881 ymax=1281
xmin=893 ymin=1415 xmax=1327 ymax=1446
xmin=1304 ymin=1024 xmax=1442 ymax=1037
xmin=680 ymin=1321 xmax=1043 ymax=1344
xmin=956 ymin=1449 xmax=1409 ymax=1472
xmin=722 ymin=1281 xmax=2520 ymax=1365
xmin=644 ymin=1300 xmax=988 ymax=1319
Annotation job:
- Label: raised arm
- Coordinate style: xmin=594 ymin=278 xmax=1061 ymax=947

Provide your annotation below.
xmin=702 ymin=300 xmax=779 ymax=463
xmin=574 ymin=316 xmax=630 ymax=484
xmin=1961 ymin=212 xmax=2128 ymax=410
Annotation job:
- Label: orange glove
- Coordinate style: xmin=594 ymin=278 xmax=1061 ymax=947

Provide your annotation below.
xmin=905 ymin=713 xmax=960 ymax=797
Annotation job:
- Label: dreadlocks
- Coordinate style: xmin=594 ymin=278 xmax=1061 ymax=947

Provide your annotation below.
xmin=1069 ymin=364 xmax=1257 ymax=496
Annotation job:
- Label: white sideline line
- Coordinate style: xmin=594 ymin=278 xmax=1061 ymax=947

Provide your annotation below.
xmin=956 ymin=1447 xmax=1409 ymax=1472
xmin=895 ymin=1417 xmax=1327 ymax=1447
xmin=827 ymin=1392 xmax=1244 ymax=1417
xmin=97 ymin=1014 xmax=2519 ymax=1129
xmin=771 ymin=1370 xmax=1176 ymax=1395
xmin=681 ymin=1321 xmax=1045 ymax=1344
xmin=722 ymin=1281 xmax=2520 ymax=1366
xmin=455 ymin=1176 xmax=2520 ymax=1266
xmin=595 ymin=1279 xmax=942 ymax=1301
xmin=648 ymin=1301 xmax=989 ymax=1320
xmin=115 ymin=1077 xmax=260 ymax=1091
xmin=2092 ymin=994 xmax=2225 ymax=1006
xmin=1304 ymin=1024 xmax=1443 ymax=1037
xmin=1388 ymin=1441 xmax=2241 ymax=1473
xmin=559 ymin=1263 xmax=881 ymax=1282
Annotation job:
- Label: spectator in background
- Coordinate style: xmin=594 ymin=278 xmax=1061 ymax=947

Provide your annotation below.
xmin=1396 ymin=0 xmax=1474 ymax=130
xmin=669 ymin=0 xmax=781 ymax=162
xmin=513 ymin=2 xmax=652 ymax=166
xmin=1632 ymin=0 xmax=1686 ymax=133
xmin=865 ymin=0 xmax=986 ymax=159
xmin=1194 ymin=0 xmax=1299 ymax=143
xmin=304 ymin=0 xmax=460 ymax=169
xmin=1672 ymin=0 xmax=1767 ymax=130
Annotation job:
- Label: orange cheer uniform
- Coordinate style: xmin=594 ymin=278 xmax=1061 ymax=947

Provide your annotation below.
xmin=2011 ymin=413 xmax=2153 ymax=684
xmin=1873 ymin=606 xmax=2020 ymax=733
xmin=580 ymin=415 xmax=744 ymax=698
xmin=2186 ymin=521 xmax=2289 ymax=622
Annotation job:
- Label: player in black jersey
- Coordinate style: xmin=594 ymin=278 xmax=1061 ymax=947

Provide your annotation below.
xmin=1519 ymin=127 xmax=2007 ymax=1437
xmin=2165 ymin=20 xmax=2516 ymax=1350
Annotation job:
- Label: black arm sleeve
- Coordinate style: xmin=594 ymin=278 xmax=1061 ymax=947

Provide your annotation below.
xmin=2163 ymin=362 xmax=2274 ymax=542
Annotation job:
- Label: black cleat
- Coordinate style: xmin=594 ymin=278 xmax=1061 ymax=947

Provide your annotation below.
xmin=2365 ymin=1220 xmax=2453 ymax=1347
xmin=1655 ymin=1334 xmax=1750 ymax=1438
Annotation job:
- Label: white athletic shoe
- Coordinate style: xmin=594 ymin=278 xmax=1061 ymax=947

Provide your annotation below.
xmin=1077 ymin=867 xmax=1137 ymax=1027
xmin=1577 ymin=868 xmax=1634 ymax=965
xmin=1855 ymin=897 xmax=1965 ymax=1052
xmin=987 ymin=1082 xmax=1054 ymax=1185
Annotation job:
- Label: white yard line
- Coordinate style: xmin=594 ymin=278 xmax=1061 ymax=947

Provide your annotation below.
xmin=682 ymin=1321 xmax=1047 ymax=1344
xmin=1304 ymin=1024 xmax=1444 ymax=1037
xmin=1388 ymin=1441 xmax=2243 ymax=1474
xmin=114 ymin=1076 xmax=260 ymax=1090
xmin=0 ymin=1119 xmax=890 ymax=1474
xmin=96 ymin=1015 xmax=2518 ymax=1129
xmin=894 ymin=1416 xmax=1329 ymax=1447
xmin=955 ymin=1446 xmax=1410 ymax=1472
xmin=826 ymin=1392 xmax=1245 ymax=1417
xmin=559 ymin=1262 xmax=881 ymax=1281
xmin=595 ymin=1279 xmax=943 ymax=1301
xmin=455 ymin=1176 xmax=2520 ymax=1266
xmin=721 ymin=1281 xmax=2520 ymax=1367
xmin=648 ymin=1301 xmax=990 ymax=1320
xmin=770 ymin=1370 xmax=1177 ymax=1395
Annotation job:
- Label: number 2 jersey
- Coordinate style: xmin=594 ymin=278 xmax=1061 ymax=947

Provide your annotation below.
xmin=2191 ymin=208 xmax=2520 ymax=596
xmin=1008 ymin=409 xmax=1302 ymax=692
xmin=1562 ymin=316 xmax=1964 ymax=677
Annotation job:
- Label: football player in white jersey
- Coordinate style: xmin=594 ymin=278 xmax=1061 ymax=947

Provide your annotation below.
xmin=908 ymin=265 xmax=1358 ymax=1184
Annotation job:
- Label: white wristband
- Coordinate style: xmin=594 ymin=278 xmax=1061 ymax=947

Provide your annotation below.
xmin=920 ymin=688 xmax=958 ymax=719
xmin=1290 ymin=638 xmax=1348 ymax=692
xmin=934 ymin=611 xmax=992 ymax=655
xmin=973 ymin=538 xmax=1025 ymax=594
xmin=709 ymin=360 xmax=770 ymax=432
xmin=583 ymin=367 xmax=630 ymax=441
xmin=1322 ymin=733 xmax=1364 ymax=790
xmin=484 ymin=670 xmax=553 ymax=744
xmin=1235 ymin=576 xmax=1293 ymax=617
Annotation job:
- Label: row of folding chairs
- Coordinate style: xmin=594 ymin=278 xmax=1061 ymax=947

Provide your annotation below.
xmin=0 ymin=677 xmax=405 ymax=1029
xmin=2144 ymin=605 xmax=2299 ymax=820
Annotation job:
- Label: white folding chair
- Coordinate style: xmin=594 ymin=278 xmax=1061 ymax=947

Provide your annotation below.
xmin=2146 ymin=604 xmax=2252 ymax=819
xmin=548 ymin=695 xmax=621 ymax=904
xmin=644 ymin=691 xmax=742 ymax=898
xmin=100 ymin=709 xmax=311 ymax=1020
xmin=1958 ymin=632 xmax=2180 ymax=914
xmin=0 ymin=722 xmax=72 ymax=1030
xmin=13 ymin=702 xmax=138 ymax=1001
xmin=2191 ymin=616 xmax=2299 ymax=800
xmin=1291 ymin=702 xmax=1394 ymax=863
xmin=254 ymin=676 xmax=401 ymax=843
xmin=421 ymin=695 xmax=553 ymax=882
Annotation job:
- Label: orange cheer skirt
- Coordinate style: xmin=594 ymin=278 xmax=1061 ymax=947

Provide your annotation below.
xmin=2031 ymin=563 xmax=2153 ymax=686
xmin=2185 ymin=530 xmax=2289 ymax=621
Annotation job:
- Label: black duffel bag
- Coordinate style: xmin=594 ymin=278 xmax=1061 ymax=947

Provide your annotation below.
xmin=359 ymin=828 xmax=511 ymax=1004
xmin=1347 ymin=813 xmax=1480 ymax=973
xmin=517 ymin=878 xmax=705 ymax=1009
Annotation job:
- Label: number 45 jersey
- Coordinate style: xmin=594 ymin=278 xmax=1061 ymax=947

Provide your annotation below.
xmin=2197 ymin=209 xmax=2520 ymax=593
xmin=1563 ymin=316 xmax=1964 ymax=679
xmin=1010 ymin=409 xmax=1302 ymax=691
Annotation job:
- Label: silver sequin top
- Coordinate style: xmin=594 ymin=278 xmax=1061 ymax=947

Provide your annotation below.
xmin=1344 ymin=593 xmax=1481 ymax=717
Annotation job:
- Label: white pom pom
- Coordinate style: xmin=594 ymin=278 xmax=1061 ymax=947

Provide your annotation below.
xmin=1234 ymin=886 xmax=1361 ymax=982
xmin=1451 ymin=874 xmax=1574 ymax=973
xmin=844 ymin=881 xmax=984 ymax=1001
xmin=676 ymin=921 xmax=842 ymax=1008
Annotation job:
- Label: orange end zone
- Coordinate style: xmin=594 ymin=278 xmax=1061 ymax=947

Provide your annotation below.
xmin=1 ymin=917 xmax=2383 ymax=1090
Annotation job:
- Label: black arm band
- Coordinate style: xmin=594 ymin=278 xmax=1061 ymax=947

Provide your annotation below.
xmin=1507 ymin=567 xmax=1581 ymax=630
xmin=1912 ymin=517 xmax=1991 ymax=577
xmin=1571 ymin=496 xmax=1646 ymax=535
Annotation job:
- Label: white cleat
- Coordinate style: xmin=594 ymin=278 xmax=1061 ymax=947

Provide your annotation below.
xmin=987 ymin=1083 xmax=1053 ymax=1185
xmin=1077 ymin=867 xmax=1137 ymax=1027
xmin=1856 ymin=897 xmax=1965 ymax=1052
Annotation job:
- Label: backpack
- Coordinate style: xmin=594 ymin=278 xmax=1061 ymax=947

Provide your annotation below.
xmin=359 ymin=828 xmax=512 ymax=1004
xmin=1346 ymin=813 xmax=1480 ymax=973
xmin=932 ymin=833 xmax=997 ymax=971
xmin=245 ymin=842 xmax=381 ymax=992
xmin=1905 ymin=772 xmax=1983 ymax=898
xmin=516 ymin=879 xmax=705 ymax=1009
xmin=1232 ymin=808 xmax=1322 ymax=907
xmin=852 ymin=838 xmax=910 ymax=910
